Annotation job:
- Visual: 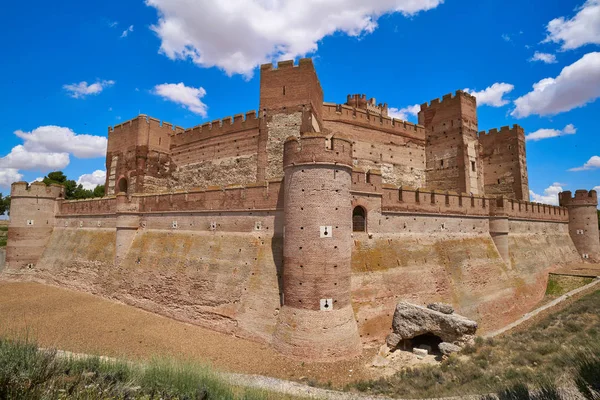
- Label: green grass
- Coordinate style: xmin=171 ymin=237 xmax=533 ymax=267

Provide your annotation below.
xmin=0 ymin=336 xmax=302 ymax=400
xmin=348 ymin=289 xmax=600 ymax=399
xmin=545 ymin=274 xmax=593 ymax=297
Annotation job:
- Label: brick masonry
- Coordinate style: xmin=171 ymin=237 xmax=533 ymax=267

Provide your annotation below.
xmin=4 ymin=58 xmax=599 ymax=362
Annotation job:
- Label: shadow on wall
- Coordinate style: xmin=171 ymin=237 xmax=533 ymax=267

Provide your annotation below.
xmin=273 ymin=183 xmax=285 ymax=306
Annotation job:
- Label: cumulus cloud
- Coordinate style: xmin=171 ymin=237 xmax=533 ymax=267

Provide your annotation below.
xmin=63 ymin=80 xmax=115 ymax=99
xmin=153 ymin=83 xmax=208 ymax=117
xmin=543 ymin=0 xmax=600 ymax=50
xmin=0 ymin=169 xmax=23 ymax=188
xmin=526 ymin=124 xmax=576 ymax=141
xmin=77 ymin=170 xmax=106 ymax=190
xmin=0 ymin=146 xmax=70 ymax=171
xmin=464 ymin=83 xmax=515 ymax=107
xmin=529 ymin=183 xmax=563 ymax=205
xmin=569 ymin=155 xmax=600 ymax=171
xmin=14 ymin=126 xmax=107 ymax=158
xmin=511 ymin=52 xmax=600 ymax=118
xmin=387 ymin=104 xmax=420 ymax=121
xmin=0 ymin=126 xmax=107 ymax=187
xmin=529 ymin=51 xmax=557 ymax=64
xmin=146 ymin=0 xmax=444 ymax=76
xmin=121 ymin=25 xmax=134 ymax=38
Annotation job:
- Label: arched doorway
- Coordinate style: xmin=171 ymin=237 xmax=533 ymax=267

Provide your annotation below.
xmin=117 ymin=177 xmax=128 ymax=194
xmin=352 ymin=206 xmax=366 ymax=232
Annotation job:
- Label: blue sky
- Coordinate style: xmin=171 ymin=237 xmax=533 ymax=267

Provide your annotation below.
xmin=1 ymin=0 xmax=599 ymax=204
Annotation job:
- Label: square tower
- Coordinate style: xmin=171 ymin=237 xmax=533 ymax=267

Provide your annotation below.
xmin=419 ymin=91 xmax=484 ymax=195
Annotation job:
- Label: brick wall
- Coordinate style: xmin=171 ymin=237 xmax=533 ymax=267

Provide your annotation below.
xmin=479 ymin=125 xmax=529 ymax=200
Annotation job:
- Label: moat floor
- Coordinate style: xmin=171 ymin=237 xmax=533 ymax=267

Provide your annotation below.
xmin=0 ymin=281 xmax=377 ymax=386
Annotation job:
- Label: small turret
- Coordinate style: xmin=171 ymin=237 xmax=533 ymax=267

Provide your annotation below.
xmin=558 ymin=190 xmax=600 ymax=262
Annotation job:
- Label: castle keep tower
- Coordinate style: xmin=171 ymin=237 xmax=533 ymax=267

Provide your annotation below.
xmin=258 ymin=59 xmax=324 ymax=181
xmin=273 ymin=133 xmax=361 ymax=360
xmin=559 ymin=190 xmax=600 ymax=262
xmin=479 ymin=125 xmax=529 ymax=201
xmin=105 ymin=115 xmax=178 ymax=195
xmin=5 ymin=182 xmax=63 ymax=269
xmin=419 ymin=91 xmax=484 ymax=195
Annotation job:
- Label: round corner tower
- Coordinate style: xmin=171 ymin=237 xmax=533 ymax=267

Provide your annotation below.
xmin=5 ymin=181 xmax=64 ymax=270
xmin=273 ymin=133 xmax=361 ymax=361
xmin=559 ymin=189 xmax=600 ymax=262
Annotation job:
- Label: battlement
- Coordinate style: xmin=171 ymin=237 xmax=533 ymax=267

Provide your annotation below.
xmin=322 ymin=103 xmax=425 ymax=141
xmin=283 ymin=134 xmax=353 ymax=169
xmin=260 ymin=58 xmax=316 ymax=71
xmin=559 ymin=190 xmax=598 ymax=207
xmin=420 ymin=90 xmax=477 ymax=110
xmin=478 ymin=124 xmax=525 ymax=138
xmin=108 ymin=115 xmax=184 ymax=135
xmin=345 ymin=94 xmax=388 ymax=116
xmin=170 ymin=111 xmax=259 ymax=146
xmin=10 ymin=181 xmax=64 ymax=199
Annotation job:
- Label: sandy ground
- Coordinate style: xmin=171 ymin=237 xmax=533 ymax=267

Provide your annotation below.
xmin=0 ymin=281 xmax=382 ymax=387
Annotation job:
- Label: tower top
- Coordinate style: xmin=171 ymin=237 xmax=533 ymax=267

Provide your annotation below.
xmin=558 ymin=190 xmax=598 ymax=207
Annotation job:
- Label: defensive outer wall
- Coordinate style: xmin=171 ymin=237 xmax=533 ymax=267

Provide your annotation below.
xmin=3 ymin=59 xmax=599 ymax=361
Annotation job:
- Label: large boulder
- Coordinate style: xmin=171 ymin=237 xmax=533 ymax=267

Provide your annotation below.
xmin=388 ymin=302 xmax=477 ymax=348
xmin=427 ymin=302 xmax=454 ymax=315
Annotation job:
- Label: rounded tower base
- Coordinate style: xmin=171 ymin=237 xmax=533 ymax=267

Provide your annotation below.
xmin=273 ymin=304 xmax=362 ymax=361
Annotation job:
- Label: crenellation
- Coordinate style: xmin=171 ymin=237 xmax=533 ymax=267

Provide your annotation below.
xmin=6 ymin=56 xmax=593 ymax=364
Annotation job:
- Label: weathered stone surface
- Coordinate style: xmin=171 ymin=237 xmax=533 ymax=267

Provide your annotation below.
xmin=390 ymin=302 xmax=478 ymax=345
xmin=386 ymin=332 xmax=402 ymax=348
xmin=427 ymin=302 xmax=454 ymax=314
xmin=412 ymin=348 xmax=428 ymax=356
xmin=439 ymin=342 xmax=462 ymax=355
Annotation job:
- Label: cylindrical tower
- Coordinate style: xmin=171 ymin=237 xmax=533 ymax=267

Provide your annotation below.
xmin=5 ymin=182 xmax=64 ymax=270
xmin=273 ymin=133 xmax=361 ymax=361
xmin=559 ymin=190 xmax=600 ymax=262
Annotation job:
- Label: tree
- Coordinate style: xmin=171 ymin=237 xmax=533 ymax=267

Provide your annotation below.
xmin=0 ymin=194 xmax=10 ymax=215
xmin=42 ymin=171 xmax=104 ymax=200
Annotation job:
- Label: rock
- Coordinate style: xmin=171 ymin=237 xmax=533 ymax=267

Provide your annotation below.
xmin=439 ymin=342 xmax=462 ymax=355
xmin=386 ymin=332 xmax=402 ymax=348
xmin=390 ymin=302 xmax=478 ymax=345
xmin=413 ymin=348 xmax=428 ymax=356
xmin=418 ymin=344 xmax=432 ymax=353
xmin=427 ymin=302 xmax=454 ymax=315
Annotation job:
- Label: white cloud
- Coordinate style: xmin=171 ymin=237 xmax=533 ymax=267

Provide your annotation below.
xmin=543 ymin=0 xmax=600 ymax=50
xmin=512 ymin=52 xmax=600 ymax=118
xmin=502 ymin=34 xmax=512 ymax=42
xmin=526 ymin=124 xmax=576 ymax=141
xmin=529 ymin=51 xmax=557 ymax=64
xmin=146 ymin=0 xmax=444 ymax=77
xmin=77 ymin=170 xmax=106 ymax=190
xmin=109 ymin=21 xmax=118 ymax=28
xmin=63 ymin=80 xmax=115 ymax=99
xmin=14 ymin=126 xmax=107 ymax=158
xmin=0 ymin=146 xmax=70 ymax=171
xmin=529 ymin=183 xmax=563 ymax=205
xmin=121 ymin=25 xmax=134 ymax=38
xmin=0 ymin=169 xmax=23 ymax=188
xmin=153 ymin=83 xmax=208 ymax=117
xmin=570 ymin=155 xmax=600 ymax=171
xmin=0 ymin=126 xmax=107 ymax=187
xmin=464 ymin=83 xmax=514 ymax=107
xmin=387 ymin=104 xmax=420 ymax=121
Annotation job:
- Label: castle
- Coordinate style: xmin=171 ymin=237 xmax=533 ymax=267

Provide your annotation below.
xmin=4 ymin=59 xmax=599 ymax=361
